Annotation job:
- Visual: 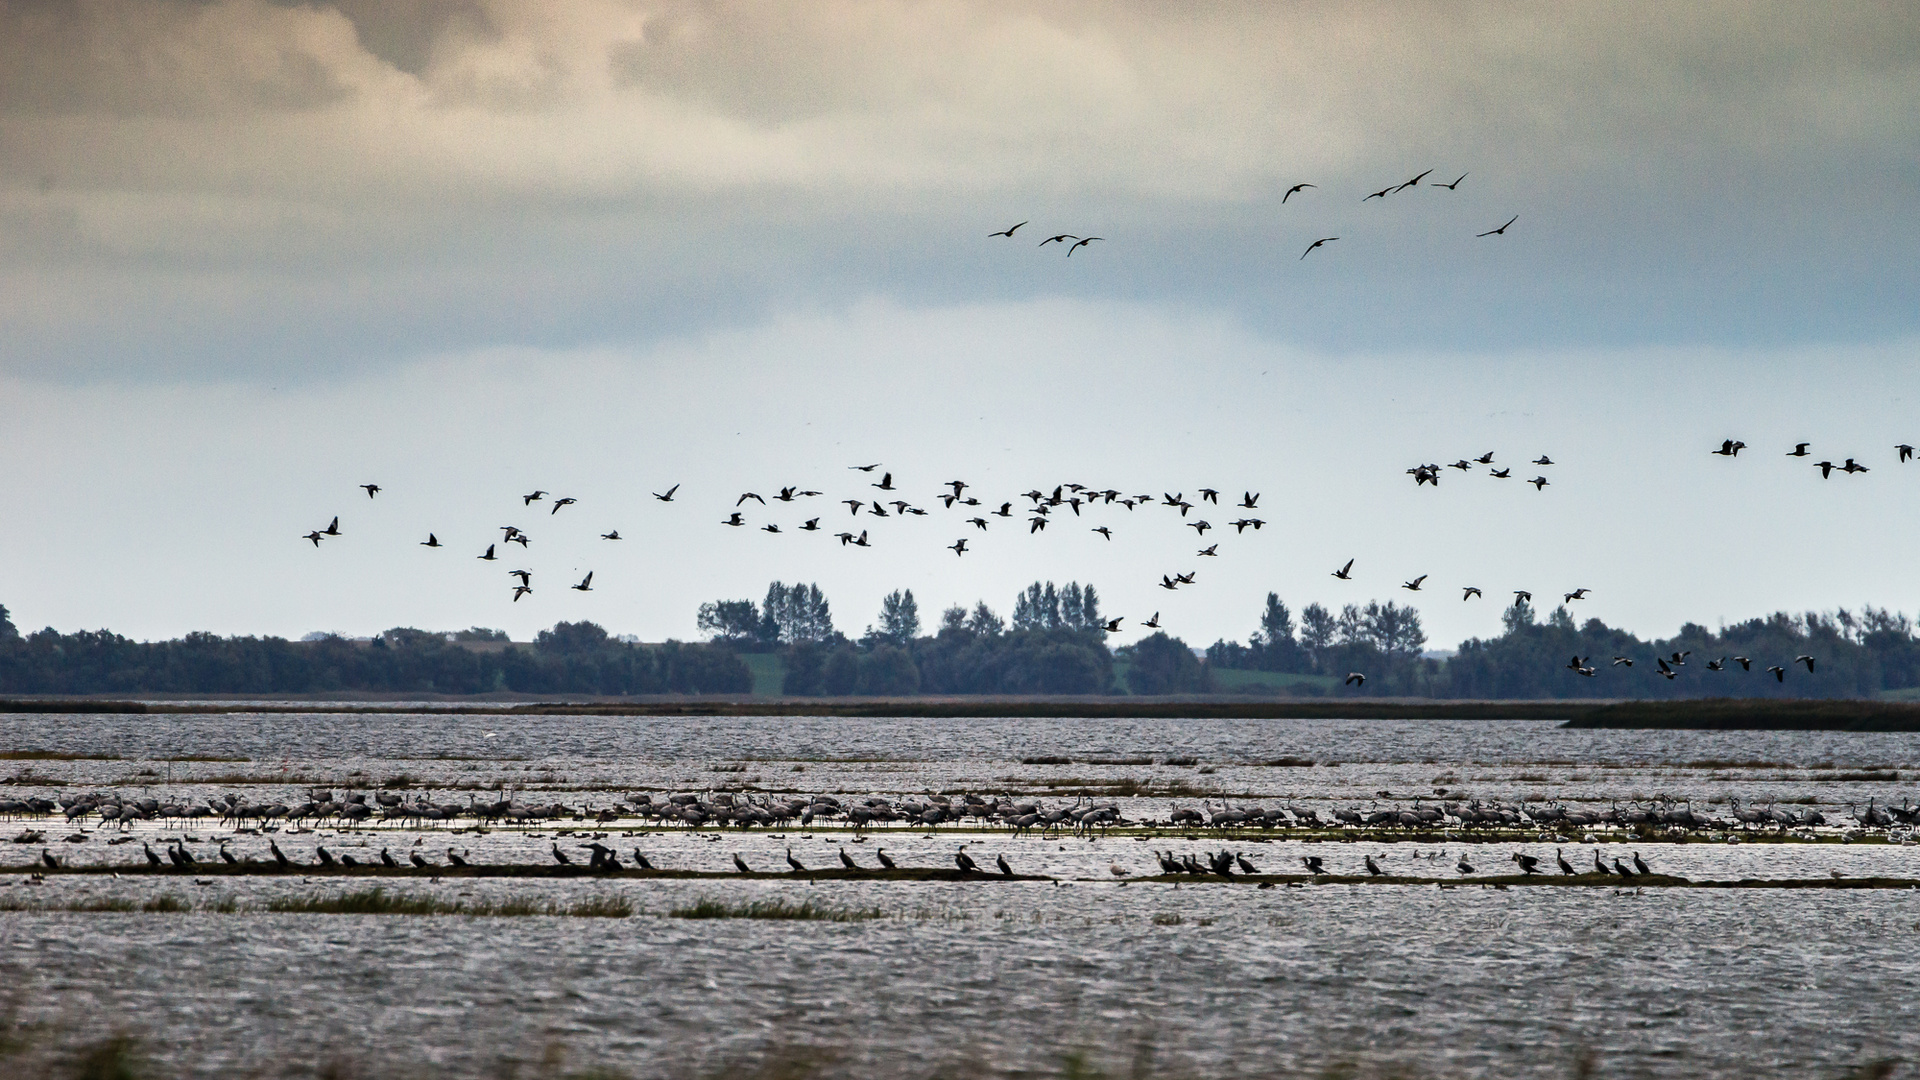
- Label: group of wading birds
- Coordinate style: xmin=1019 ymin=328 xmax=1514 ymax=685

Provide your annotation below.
xmin=13 ymin=788 xmax=1910 ymax=881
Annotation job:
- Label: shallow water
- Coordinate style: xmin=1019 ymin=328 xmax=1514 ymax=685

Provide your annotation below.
xmin=4 ymin=712 xmax=1920 ymax=1078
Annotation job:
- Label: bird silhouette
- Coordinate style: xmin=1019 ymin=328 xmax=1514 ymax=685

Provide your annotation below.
xmin=1301 ymin=237 xmax=1338 ymax=259
xmin=1435 ymin=173 xmax=1467 ymax=190
xmin=955 ymin=846 xmax=980 ymax=873
xmin=1564 ymin=588 xmax=1590 ymax=602
xmin=1239 ymin=492 xmax=1259 ymax=508
xmin=1143 ymin=613 xmax=1161 ymax=629
xmin=1815 ymin=460 xmax=1835 ymax=478
xmin=303 ymin=531 xmax=324 ymax=546
xmin=1529 ymin=476 xmax=1550 ymax=490
xmin=1533 ymin=455 xmax=1554 ymax=466
xmin=323 ymin=516 xmax=340 ymax=536
xmin=1395 ymin=168 xmax=1434 ymax=191
xmin=723 ymin=512 xmax=745 ymax=526
xmin=1066 ymin=237 xmax=1102 ymax=256
xmin=1767 ymin=665 xmax=1786 ymax=681
xmin=1038 ymin=234 xmax=1079 ymax=247
xmin=1402 ymin=575 xmax=1426 ymax=591
xmin=1713 ymin=439 xmax=1746 ymax=456
xmin=800 ymin=518 xmax=821 ymax=531
xmin=949 ymin=539 xmax=968 ymax=555
xmin=549 ymin=497 xmax=576 ymax=514
xmin=737 ymin=492 xmax=765 ymax=506
xmin=571 ymin=572 xmax=593 ymax=592
xmin=420 ymin=534 xmax=440 ymax=548
xmin=653 ymin=484 xmax=679 ymax=502
xmin=360 ymin=484 xmax=380 ymax=498
xmin=1477 ymin=215 xmax=1519 ymax=237
xmin=1282 ymin=183 xmax=1315 ymax=202
xmin=873 ymin=472 xmax=894 ymax=491
xmin=1513 ymin=591 xmax=1532 ymax=603
xmin=1796 ymin=654 xmax=1816 ymax=672
xmin=601 ymin=530 xmax=621 ymax=540
xmin=1332 ymin=558 xmax=1354 ymax=580
xmin=989 ymin=221 xmax=1028 ymax=237
xmin=1490 ymin=467 xmax=1511 ymax=478
xmin=1899 ymin=444 xmax=1915 ymax=463
xmin=1462 ymin=587 xmax=1482 ymax=600
xmin=1788 ymin=443 xmax=1810 ymax=457
xmin=761 ymin=524 xmax=780 ymax=534
xmin=478 ymin=544 xmax=496 ymax=561
xmin=850 ymin=463 xmax=881 ymax=472
xmin=523 ymin=491 xmax=546 ymax=505
xmin=1345 ymin=672 xmax=1366 ymax=687
xmin=1104 ymin=617 xmax=1123 ymax=633
xmin=1197 ymin=543 xmax=1217 ymax=556
xmin=1843 ymin=458 xmax=1869 ymax=474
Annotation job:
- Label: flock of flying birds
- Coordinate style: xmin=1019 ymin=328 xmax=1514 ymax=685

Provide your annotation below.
xmin=987 ymin=167 xmax=1517 ymax=262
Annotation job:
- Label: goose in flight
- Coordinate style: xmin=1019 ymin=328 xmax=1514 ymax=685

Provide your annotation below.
xmin=512 ymin=585 xmax=532 ymax=602
xmin=303 ymin=530 xmax=324 ymax=546
xmin=1395 ymin=168 xmax=1434 ymax=192
xmin=420 ymin=534 xmax=441 ymax=548
xmin=1529 ymin=476 xmax=1550 ymax=490
xmin=523 ymin=491 xmax=546 ymax=505
xmin=1301 ymin=237 xmax=1339 ymax=259
xmin=1513 ymin=591 xmax=1532 ymax=603
xmin=989 ymin=221 xmax=1028 ymax=238
xmin=1092 ymin=526 xmax=1113 ymax=540
xmin=1158 ymin=576 xmax=1178 ymax=590
xmin=1712 ymin=439 xmax=1746 ymax=456
xmin=761 ymin=524 xmax=780 ymax=533
xmin=842 ymin=499 xmax=865 ymax=515
xmin=1705 ymin=658 xmax=1724 ymax=671
xmin=1174 ymin=571 xmax=1196 ymax=584
xmin=948 ymin=539 xmax=968 ymax=556
xmin=968 ymin=517 xmax=989 ymax=531
xmin=1461 ymin=587 xmax=1481 ymax=600
xmin=1814 ymin=460 xmax=1835 ymax=478
xmin=850 ymin=463 xmax=881 ymax=471
xmin=1104 ymin=617 xmax=1123 ymax=633
xmin=653 ymin=484 xmax=679 ymax=502
xmin=1842 ymin=458 xmax=1869 ymax=474
xmin=1611 ymin=656 xmax=1633 ymax=667
xmin=1533 ymin=455 xmax=1554 ymax=466
xmin=1767 ymin=665 xmax=1786 ymax=681
xmin=601 ymin=530 xmax=621 ymax=540
xmin=509 ymin=569 xmax=532 ymax=586
xmin=872 ymin=472 xmax=895 ymax=491
xmin=1187 ymin=520 xmax=1211 ymax=535
xmin=1474 ymin=451 xmax=1495 ymax=464
xmin=1402 ymin=575 xmax=1427 ymax=592
xmin=1489 ymin=468 xmax=1511 ymax=478
xmin=1732 ymin=655 xmax=1752 ymax=670
xmin=1362 ymin=186 xmax=1393 ymax=201
xmin=853 ymin=530 xmax=870 ymax=547
xmin=737 ymin=492 xmax=765 ymax=506
xmin=1344 ymin=672 xmax=1366 ymax=686
xmin=1449 ymin=460 xmax=1473 ymax=471
xmin=1144 ymin=613 xmax=1161 ymax=629
xmin=478 ymin=544 xmax=496 ymax=561
xmin=835 ymin=531 xmax=856 ymax=545
xmin=1199 ymin=488 xmax=1219 ymax=504
xmin=1435 ymin=173 xmax=1467 ymax=190
xmin=1231 ymin=518 xmax=1264 ymax=532
xmin=723 ymin=512 xmax=745 ymax=526
xmin=549 ymin=497 xmax=576 ymax=514
xmin=1197 ymin=544 xmax=1217 ymax=556
xmin=993 ymin=502 xmax=1013 ymax=517
xmin=1038 ymin=234 xmax=1079 ymax=247
xmin=571 ymin=572 xmax=593 ymax=592
xmin=1898 ymin=443 xmax=1915 ymax=463
xmin=360 ymin=484 xmax=380 ymax=498
xmin=1282 ymin=182 xmax=1315 ymax=203
xmin=800 ymin=518 xmax=821 ymax=531
xmin=1030 ymin=517 xmax=1048 ymax=534
xmin=1476 ymin=215 xmax=1518 ymax=237
xmin=1239 ymin=492 xmax=1259 ymax=508
xmin=1795 ymin=654 xmax=1816 ymax=672
xmin=1788 ymin=443 xmax=1810 ymax=457
xmin=1567 ymin=655 xmax=1589 ymax=672
xmin=1332 ymin=558 xmax=1354 ymax=580
xmin=1066 ymin=237 xmax=1102 ymax=255
xmin=323 ymin=516 xmax=340 ymax=536
xmin=1564 ymin=588 xmax=1590 ymax=602
xmin=1655 ymin=658 xmax=1676 ymax=680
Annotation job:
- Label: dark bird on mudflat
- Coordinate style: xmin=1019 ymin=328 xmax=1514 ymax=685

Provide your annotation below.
xmin=875 ymin=849 xmax=897 ymax=870
xmin=410 ymin=850 xmax=429 ymax=868
xmin=1477 ymin=215 xmax=1518 ymax=237
xmin=571 ymin=572 xmax=593 ymax=592
xmin=1556 ymin=849 xmax=1576 ymax=875
xmin=447 ymin=848 xmax=469 ymax=867
xmin=955 ymin=846 xmax=980 ymax=873
xmin=734 ymin=853 xmax=751 ymax=874
xmin=1301 ymin=855 xmax=1327 ymax=874
xmin=989 ymin=221 xmax=1028 ymax=237
xmin=1365 ymin=854 xmax=1384 ymax=876
xmin=997 ymin=853 xmax=1013 ymax=876
xmin=361 ymin=484 xmax=380 ymax=498
xmin=632 ymin=850 xmax=653 ymax=870
xmin=420 ymin=534 xmax=440 ymax=548
xmin=786 ymin=847 xmax=806 ymax=872
xmin=1333 ymin=558 xmax=1354 ymax=580
xmin=653 ymin=484 xmax=679 ymax=502
xmin=549 ymin=497 xmax=576 ymax=514
xmin=1456 ymin=853 xmax=1475 ymax=875
xmin=1282 ymin=182 xmax=1314 ymax=203
xmin=1511 ymin=852 xmax=1541 ymax=875
xmin=1301 ymin=237 xmax=1338 ymax=259
xmin=523 ymin=491 xmax=546 ymax=505
xmin=380 ymin=848 xmax=397 ymax=868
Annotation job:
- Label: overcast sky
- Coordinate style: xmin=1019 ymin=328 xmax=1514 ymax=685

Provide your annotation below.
xmin=3 ymin=1 xmax=1919 ymax=650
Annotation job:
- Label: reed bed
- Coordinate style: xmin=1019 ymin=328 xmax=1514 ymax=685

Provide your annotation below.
xmin=667 ymin=896 xmax=885 ymax=921
xmin=0 ymin=887 xmax=631 ymax=918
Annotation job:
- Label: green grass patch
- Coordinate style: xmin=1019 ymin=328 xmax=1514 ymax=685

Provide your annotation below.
xmin=739 ymin=652 xmax=787 ymax=696
xmin=667 ymin=897 xmax=884 ymax=922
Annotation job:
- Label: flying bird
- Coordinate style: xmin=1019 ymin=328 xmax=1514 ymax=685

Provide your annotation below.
xmin=1332 ymin=558 xmax=1355 ymax=580
xmin=549 ymin=497 xmax=576 ymax=514
xmin=1477 ymin=215 xmax=1519 ymax=237
xmin=800 ymin=518 xmax=821 ymax=531
xmin=1402 ymin=575 xmax=1427 ymax=592
xmin=1787 ymin=444 xmax=1810 ymax=457
xmin=1767 ymin=665 xmax=1786 ymax=681
xmin=1143 ymin=613 xmax=1161 ymax=629
xmin=1282 ymin=183 xmax=1315 ymax=203
xmin=601 ymin=530 xmax=621 ymax=540
xmin=1462 ymin=587 xmax=1482 ymax=600
xmin=523 ymin=491 xmax=546 ymax=505
xmin=1240 ymin=492 xmax=1259 ymax=508
xmin=1564 ymin=588 xmax=1590 ymax=602
xmin=989 ymin=221 xmax=1028 ymax=237
xmin=653 ymin=484 xmax=679 ymax=501
xmin=1796 ymin=654 xmax=1816 ymax=672
xmin=323 ymin=516 xmax=340 ymax=536
xmin=509 ymin=570 xmax=531 ymax=585
xmin=1513 ymin=591 xmax=1532 ymax=603
xmin=1712 ymin=439 xmax=1746 ymax=457
xmin=1394 ymin=168 xmax=1434 ymax=192
xmin=761 ymin=524 xmax=780 ymax=533
xmin=360 ymin=484 xmax=380 ymax=498
xmin=1533 ymin=455 xmax=1554 ymax=466
xmin=949 ymin=539 xmax=968 ymax=556
xmin=1197 ymin=544 xmax=1217 ymax=556
xmin=1092 ymin=526 xmax=1112 ymax=540
xmin=420 ymin=534 xmax=441 ymax=548
xmin=1529 ymin=476 xmax=1549 ymax=490
xmin=850 ymin=463 xmax=881 ymax=471
xmin=1301 ymin=237 xmax=1338 ymax=259
xmin=512 ymin=585 xmax=532 ymax=602
xmin=303 ymin=531 xmax=324 ymax=546
xmin=571 ymin=572 xmax=593 ymax=592
xmin=1345 ymin=672 xmax=1366 ymax=686
xmin=1814 ymin=460 xmax=1835 ymax=478
xmin=1038 ymin=234 xmax=1079 ymax=247
xmin=1435 ymin=173 xmax=1467 ymax=190
xmin=872 ymin=472 xmax=894 ymax=490
xmin=737 ymin=492 xmax=765 ymax=506
xmin=1104 ymin=618 xmax=1123 ymax=633
xmin=1066 ymin=237 xmax=1102 ymax=255
xmin=478 ymin=544 xmax=496 ymax=561
xmin=723 ymin=512 xmax=745 ymax=526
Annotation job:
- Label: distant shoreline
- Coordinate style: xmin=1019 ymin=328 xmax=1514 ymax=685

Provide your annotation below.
xmin=4 ymin=695 xmax=1920 ymax=729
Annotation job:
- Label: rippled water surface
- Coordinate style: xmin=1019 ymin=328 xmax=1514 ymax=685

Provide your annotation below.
xmin=4 ymin=711 xmax=1920 ymax=1078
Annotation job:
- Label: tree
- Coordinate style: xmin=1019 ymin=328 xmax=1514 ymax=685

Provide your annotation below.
xmin=939 ymin=605 xmax=968 ymax=634
xmin=1249 ymin=593 xmax=1305 ymax=672
xmin=696 ymin=600 xmax=761 ymax=644
xmin=1502 ymin=597 xmax=1537 ymax=634
xmin=874 ymin=589 xmax=920 ymax=645
xmin=1299 ymin=603 xmax=1337 ymax=654
xmin=0 ymin=603 xmax=16 ymax=641
xmin=966 ymin=602 xmax=1005 ymax=637
xmin=1125 ymin=633 xmax=1210 ymax=694
xmin=1361 ymin=600 xmax=1427 ymax=657
xmin=535 ymin=621 xmax=612 ymax=653
xmin=761 ymin=582 xmax=834 ymax=644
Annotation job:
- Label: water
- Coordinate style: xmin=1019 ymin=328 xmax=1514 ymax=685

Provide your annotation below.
xmin=3 ymin=711 xmax=1919 ymax=1078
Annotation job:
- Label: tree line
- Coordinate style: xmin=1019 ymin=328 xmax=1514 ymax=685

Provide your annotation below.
xmin=3 ymin=590 xmax=1918 ymax=699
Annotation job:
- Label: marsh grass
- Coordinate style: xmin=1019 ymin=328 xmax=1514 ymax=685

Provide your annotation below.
xmin=0 ymin=750 xmax=116 ymax=761
xmin=267 ymin=887 xmax=632 ymax=917
xmin=668 ymin=897 xmax=884 ymax=922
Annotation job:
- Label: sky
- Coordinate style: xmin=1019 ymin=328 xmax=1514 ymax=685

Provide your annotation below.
xmin=2 ymin=0 xmax=1919 ymax=650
